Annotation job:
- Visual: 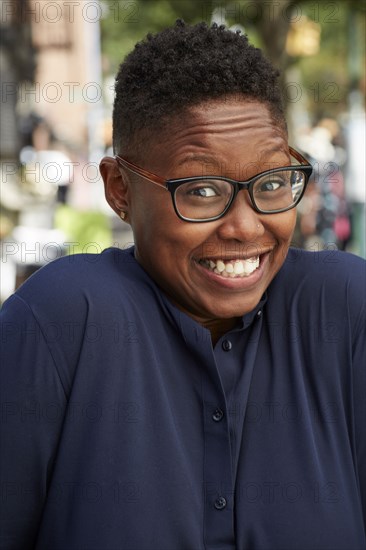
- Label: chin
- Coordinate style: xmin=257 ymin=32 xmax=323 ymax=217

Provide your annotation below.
xmin=196 ymin=298 xmax=260 ymax=320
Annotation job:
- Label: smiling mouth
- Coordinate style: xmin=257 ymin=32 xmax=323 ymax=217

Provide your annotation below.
xmin=198 ymin=256 xmax=260 ymax=278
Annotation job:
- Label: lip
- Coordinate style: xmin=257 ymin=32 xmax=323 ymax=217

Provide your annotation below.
xmin=194 ymin=251 xmax=271 ymax=289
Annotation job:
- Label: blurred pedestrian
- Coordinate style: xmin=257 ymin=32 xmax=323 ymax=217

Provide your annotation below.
xmin=296 ymin=119 xmax=351 ymax=250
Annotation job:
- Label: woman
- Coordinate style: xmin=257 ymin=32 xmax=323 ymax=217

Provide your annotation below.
xmin=1 ymin=21 xmax=365 ymax=549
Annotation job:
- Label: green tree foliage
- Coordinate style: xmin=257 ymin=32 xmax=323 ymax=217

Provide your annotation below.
xmin=100 ymin=0 xmax=365 ymax=120
xmin=100 ymin=0 xmax=207 ymax=72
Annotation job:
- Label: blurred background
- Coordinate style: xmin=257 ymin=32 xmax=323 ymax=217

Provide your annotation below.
xmin=1 ymin=0 xmax=365 ymax=302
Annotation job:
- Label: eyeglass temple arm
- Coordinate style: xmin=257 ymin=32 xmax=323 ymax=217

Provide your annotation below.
xmin=289 ymin=147 xmax=311 ymax=166
xmin=115 ymin=155 xmax=167 ymax=189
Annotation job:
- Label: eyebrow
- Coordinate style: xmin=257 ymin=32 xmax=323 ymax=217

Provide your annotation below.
xmin=176 ymin=154 xmax=221 ymax=169
xmin=257 ymin=145 xmax=289 ymax=163
xmin=176 ymin=146 xmax=289 ymax=171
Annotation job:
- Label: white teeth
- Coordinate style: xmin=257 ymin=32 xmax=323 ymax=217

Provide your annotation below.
xmin=233 ymin=262 xmax=244 ymax=274
xmin=244 ymin=261 xmax=256 ymax=275
xmin=199 ymin=256 xmax=260 ymax=277
xmin=216 ymin=260 xmax=225 ymax=272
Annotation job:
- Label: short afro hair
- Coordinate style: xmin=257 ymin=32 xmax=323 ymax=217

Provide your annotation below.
xmin=113 ymin=20 xmax=286 ymax=157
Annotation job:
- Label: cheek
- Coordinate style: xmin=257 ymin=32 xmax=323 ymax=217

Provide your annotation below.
xmin=129 ymin=190 xmax=169 ymax=239
xmin=140 ymin=190 xmax=209 ymax=239
xmin=130 ymin=192 xmax=210 ymax=260
xmin=272 ymin=209 xmax=297 ymax=242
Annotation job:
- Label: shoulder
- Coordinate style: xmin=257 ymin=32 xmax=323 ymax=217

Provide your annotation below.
xmin=281 ymin=247 xmax=365 ymax=292
xmin=17 ymin=246 xmax=136 ymax=291
xmin=270 ymin=248 xmax=365 ymax=329
xmin=284 ymin=246 xmax=365 ymax=273
xmin=0 ymin=247 xmax=159 ymax=393
xmin=2 ymin=247 xmax=152 ymax=322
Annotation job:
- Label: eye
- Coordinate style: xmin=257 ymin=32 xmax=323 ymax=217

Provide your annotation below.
xmin=182 ymin=179 xmax=227 ymax=197
xmin=189 ymin=186 xmax=219 ymax=197
xmin=257 ymin=177 xmax=288 ymax=193
xmin=261 ymin=180 xmax=282 ymax=191
xmin=176 ymin=179 xmax=232 ymax=204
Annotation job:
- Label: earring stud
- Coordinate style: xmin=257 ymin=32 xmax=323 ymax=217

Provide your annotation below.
xmin=120 ymin=211 xmax=126 ymax=220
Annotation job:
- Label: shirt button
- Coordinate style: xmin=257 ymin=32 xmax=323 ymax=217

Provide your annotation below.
xmin=222 ymin=339 xmax=232 ymax=351
xmin=214 ymin=496 xmax=227 ymax=510
xmin=256 ymin=310 xmax=262 ymax=319
xmin=212 ymin=408 xmax=224 ymax=422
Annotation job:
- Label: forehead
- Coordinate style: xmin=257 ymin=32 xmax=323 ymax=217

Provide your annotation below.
xmin=143 ymin=99 xmax=288 ymax=173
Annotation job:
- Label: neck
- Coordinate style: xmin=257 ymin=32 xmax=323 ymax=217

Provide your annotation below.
xmin=159 ymin=286 xmax=241 ymax=346
xmin=203 ymin=317 xmax=241 ymax=346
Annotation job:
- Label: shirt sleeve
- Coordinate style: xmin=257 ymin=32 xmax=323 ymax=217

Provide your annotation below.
xmin=0 ymin=295 xmax=67 ymax=550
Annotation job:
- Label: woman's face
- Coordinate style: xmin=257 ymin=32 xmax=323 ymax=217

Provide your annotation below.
xmin=104 ymin=99 xmax=296 ymax=325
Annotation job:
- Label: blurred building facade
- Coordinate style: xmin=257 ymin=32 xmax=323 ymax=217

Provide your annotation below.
xmin=0 ymin=0 xmax=36 ymax=160
xmin=24 ymin=0 xmax=103 ymax=152
xmin=0 ymin=0 xmax=115 ymax=302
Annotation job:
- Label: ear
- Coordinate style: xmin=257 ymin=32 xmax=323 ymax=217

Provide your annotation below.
xmin=100 ymin=156 xmax=130 ymax=220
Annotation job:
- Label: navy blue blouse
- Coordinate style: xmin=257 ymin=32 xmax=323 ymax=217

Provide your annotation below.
xmin=1 ymin=247 xmax=365 ymax=549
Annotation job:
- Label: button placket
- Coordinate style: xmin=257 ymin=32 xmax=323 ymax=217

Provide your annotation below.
xmin=203 ymin=397 xmax=234 ymax=543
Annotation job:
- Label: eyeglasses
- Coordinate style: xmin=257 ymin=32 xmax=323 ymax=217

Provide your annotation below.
xmin=115 ymin=147 xmax=312 ymax=222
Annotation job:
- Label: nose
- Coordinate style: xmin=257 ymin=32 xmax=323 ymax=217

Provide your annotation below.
xmin=215 ymin=189 xmax=264 ymax=243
